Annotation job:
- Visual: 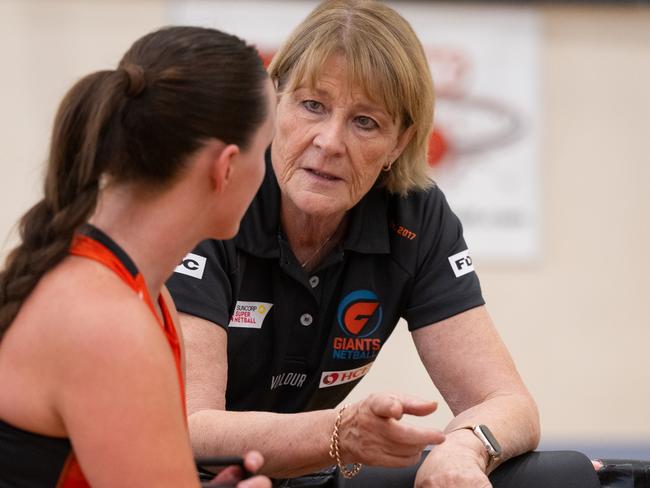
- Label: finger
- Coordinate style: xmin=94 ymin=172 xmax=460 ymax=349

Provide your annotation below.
xmin=207 ymin=465 xmax=243 ymax=485
xmin=238 ymin=475 xmax=272 ymax=488
xmin=369 ymin=394 xmax=404 ymax=419
xmin=398 ymin=395 xmax=438 ymax=417
xmin=242 ymin=450 xmax=265 ymax=474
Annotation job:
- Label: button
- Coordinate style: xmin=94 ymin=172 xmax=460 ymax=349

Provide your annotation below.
xmin=300 ymin=313 xmax=313 ymax=326
xmin=309 ymin=275 xmax=320 ymax=288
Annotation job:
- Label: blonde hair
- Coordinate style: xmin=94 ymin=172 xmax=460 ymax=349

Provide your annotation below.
xmin=268 ymin=0 xmax=434 ymax=196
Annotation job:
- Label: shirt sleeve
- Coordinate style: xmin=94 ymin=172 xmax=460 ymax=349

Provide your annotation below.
xmin=165 ymin=239 xmax=236 ymax=330
xmin=402 ymin=187 xmax=485 ymax=331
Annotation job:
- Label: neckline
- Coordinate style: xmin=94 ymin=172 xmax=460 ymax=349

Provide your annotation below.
xmin=77 ymin=223 xmax=139 ymax=278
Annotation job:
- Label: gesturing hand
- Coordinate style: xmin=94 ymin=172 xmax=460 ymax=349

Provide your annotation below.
xmin=338 ymin=393 xmax=445 ymax=467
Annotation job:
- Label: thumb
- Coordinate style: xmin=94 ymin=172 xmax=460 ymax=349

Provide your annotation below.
xmin=242 ymin=450 xmax=264 ymax=474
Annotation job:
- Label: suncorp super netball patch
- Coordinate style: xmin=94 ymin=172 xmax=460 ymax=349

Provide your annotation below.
xmin=228 ymin=301 xmax=273 ymax=329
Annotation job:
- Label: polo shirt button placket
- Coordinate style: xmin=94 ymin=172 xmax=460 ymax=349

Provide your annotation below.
xmin=300 ymin=313 xmax=313 ymax=327
xmin=309 ymin=276 xmax=320 ymax=288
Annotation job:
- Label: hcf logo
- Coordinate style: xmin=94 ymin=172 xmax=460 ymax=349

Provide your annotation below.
xmin=337 ymin=290 xmax=382 ymax=337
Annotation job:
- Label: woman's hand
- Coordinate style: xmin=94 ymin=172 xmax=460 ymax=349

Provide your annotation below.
xmin=205 ymin=451 xmax=271 ymax=488
xmin=339 ymin=393 xmax=445 ymax=467
xmin=414 ymin=429 xmax=491 ymax=488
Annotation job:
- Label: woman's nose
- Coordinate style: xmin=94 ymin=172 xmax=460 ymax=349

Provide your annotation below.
xmin=312 ymin=115 xmax=346 ymax=156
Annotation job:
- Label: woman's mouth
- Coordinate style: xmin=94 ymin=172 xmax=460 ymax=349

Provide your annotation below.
xmin=304 ymin=168 xmax=340 ymax=181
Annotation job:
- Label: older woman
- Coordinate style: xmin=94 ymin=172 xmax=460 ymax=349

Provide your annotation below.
xmin=167 ymin=1 xmax=541 ymax=486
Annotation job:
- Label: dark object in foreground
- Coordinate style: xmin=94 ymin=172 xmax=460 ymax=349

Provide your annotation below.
xmin=197 ymin=456 xmax=251 ymax=487
xmin=273 ymin=450 xmax=603 ymax=487
xmin=596 ymin=459 xmax=650 ymax=488
xmin=198 ymin=452 xmax=650 ymax=487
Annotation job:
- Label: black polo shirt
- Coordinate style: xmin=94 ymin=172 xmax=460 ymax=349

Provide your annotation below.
xmin=167 ymin=156 xmax=484 ymax=414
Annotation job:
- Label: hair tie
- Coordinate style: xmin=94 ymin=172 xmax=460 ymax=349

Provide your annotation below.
xmin=120 ymin=64 xmax=146 ymax=98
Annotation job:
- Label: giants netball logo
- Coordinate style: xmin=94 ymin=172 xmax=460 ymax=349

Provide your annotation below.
xmin=337 ymin=290 xmax=383 ymax=337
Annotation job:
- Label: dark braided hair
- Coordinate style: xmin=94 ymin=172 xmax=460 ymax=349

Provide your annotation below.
xmin=0 ymin=26 xmax=268 ymax=337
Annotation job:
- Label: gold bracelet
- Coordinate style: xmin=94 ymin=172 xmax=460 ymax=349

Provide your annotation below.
xmin=329 ymin=403 xmax=362 ymax=479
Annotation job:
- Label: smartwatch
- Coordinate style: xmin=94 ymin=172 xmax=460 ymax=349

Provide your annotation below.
xmin=456 ymin=424 xmax=502 ymax=466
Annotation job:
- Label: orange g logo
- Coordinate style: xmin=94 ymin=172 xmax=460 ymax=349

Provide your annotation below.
xmin=337 ymin=290 xmax=383 ymax=338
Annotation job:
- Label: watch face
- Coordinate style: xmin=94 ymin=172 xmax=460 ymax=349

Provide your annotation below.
xmin=477 ymin=424 xmax=502 ymax=457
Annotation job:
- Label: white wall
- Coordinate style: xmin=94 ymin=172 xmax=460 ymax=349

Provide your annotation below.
xmin=0 ymin=0 xmax=168 ymax=250
xmin=1 ymin=0 xmax=648 ymax=451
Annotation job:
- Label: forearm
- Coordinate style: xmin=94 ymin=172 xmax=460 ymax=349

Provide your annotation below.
xmin=414 ymin=392 xmax=539 ymax=487
xmin=189 ymin=408 xmax=337 ymax=478
xmin=444 ymin=391 xmax=540 ymax=467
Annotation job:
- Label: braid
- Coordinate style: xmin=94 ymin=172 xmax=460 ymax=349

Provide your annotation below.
xmin=0 ymin=69 xmax=127 ymax=337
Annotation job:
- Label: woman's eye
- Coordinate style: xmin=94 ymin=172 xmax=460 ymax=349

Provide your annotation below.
xmin=302 ymin=100 xmax=324 ymax=113
xmin=355 ymin=116 xmax=379 ymax=130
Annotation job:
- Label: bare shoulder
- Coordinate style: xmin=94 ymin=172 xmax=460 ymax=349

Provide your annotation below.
xmin=10 ymin=258 xmax=197 ymax=485
xmin=30 ymin=256 xmax=168 ymax=364
xmin=0 ymin=255 xmax=173 ymax=435
xmin=40 ymin=257 xmax=184 ymax=411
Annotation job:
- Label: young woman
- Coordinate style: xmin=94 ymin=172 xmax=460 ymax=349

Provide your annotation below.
xmin=0 ymin=26 xmax=274 ymax=487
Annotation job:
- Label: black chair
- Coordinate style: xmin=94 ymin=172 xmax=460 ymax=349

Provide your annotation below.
xmin=202 ymin=452 xmax=650 ymax=487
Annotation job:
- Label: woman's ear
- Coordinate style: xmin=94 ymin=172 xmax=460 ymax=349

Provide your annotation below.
xmin=211 ymin=143 xmax=240 ymax=193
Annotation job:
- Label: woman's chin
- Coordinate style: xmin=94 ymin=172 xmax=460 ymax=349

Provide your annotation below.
xmin=210 ymin=222 xmax=240 ymax=241
xmin=289 ymin=191 xmax=348 ymax=219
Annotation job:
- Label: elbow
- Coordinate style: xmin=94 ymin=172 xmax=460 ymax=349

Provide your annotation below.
xmin=524 ymin=393 xmax=541 ymax=451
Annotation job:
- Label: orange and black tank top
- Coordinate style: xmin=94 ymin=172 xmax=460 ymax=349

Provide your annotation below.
xmin=0 ymin=224 xmax=184 ymax=487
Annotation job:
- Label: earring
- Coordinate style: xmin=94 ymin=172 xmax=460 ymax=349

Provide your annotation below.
xmin=382 ymin=161 xmax=393 ymax=172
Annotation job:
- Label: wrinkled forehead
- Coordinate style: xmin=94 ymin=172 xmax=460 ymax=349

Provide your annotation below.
xmin=283 ymin=47 xmax=403 ymax=123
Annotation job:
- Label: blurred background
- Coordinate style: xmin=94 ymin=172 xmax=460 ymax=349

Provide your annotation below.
xmin=1 ymin=0 xmax=648 ymax=458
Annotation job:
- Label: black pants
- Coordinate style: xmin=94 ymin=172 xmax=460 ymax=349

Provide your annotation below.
xmin=275 ymin=450 xmax=601 ymax=488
